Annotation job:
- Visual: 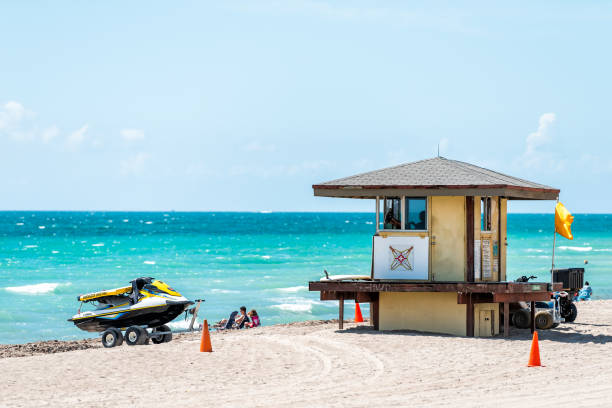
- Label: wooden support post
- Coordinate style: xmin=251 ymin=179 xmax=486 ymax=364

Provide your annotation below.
xmin=371 ymin=292 xmax=379 ymax=330
xmin=530 ymin=301 xmax=536 ymax=334
xmin=466 ymin=295 xmax=474 ymax=337
xmin=466 ymin=196 xmax=475 ymax=282
xmin=503 ymin=302 xmax=509 ymax=337
xmin=339 ymin=295 xmax=344 ymax=330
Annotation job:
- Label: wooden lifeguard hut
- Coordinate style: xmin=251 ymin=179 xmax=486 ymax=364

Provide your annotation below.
xmin=309 ymin=157 xmax=562 ymax=337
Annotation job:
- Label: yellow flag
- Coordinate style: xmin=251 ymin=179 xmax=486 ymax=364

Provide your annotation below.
xmin=555 ymin=202 xmax=574 ymax=240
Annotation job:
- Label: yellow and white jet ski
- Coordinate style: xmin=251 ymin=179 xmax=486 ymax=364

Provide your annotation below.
xmin=68 ymin=277 xmax=193 ymax=346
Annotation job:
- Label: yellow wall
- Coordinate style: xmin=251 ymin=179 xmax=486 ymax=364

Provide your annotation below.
xmin=379 ymin=292 xmax=467 ymax=336
xmin=431 ymin=196 xmax=465 ymax=281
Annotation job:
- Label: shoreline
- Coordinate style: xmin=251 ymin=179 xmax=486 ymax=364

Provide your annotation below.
xmin=0 ymin=319 xmax=345 ymax=359
xmin=1 ymin=299 xmax=604 ymax=358
xmin=1 ymin=301 xmax=611 ymax=407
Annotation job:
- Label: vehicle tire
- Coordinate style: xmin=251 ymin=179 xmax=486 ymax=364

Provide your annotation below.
xmin=150 ymin=324 xmax=172 ymax=344
xmin=535 ymin=311 xmax=554 ymax=330
xmin=563 ymin=303 xmax=578 ymax=323
xmin=512 ymin=309 xmax=531 ymax=329
xmin=160 ymin=324 xmax=172 ymax=343
xmin=151 ymin=328 xmax=164 ymax=344
xmin=101 ymin=328 xmax=122 ymax=348
xmin=114 ymin=329 xmax=124 ymax=346
xmin=125 ymin=326 xmax=147 ymax=346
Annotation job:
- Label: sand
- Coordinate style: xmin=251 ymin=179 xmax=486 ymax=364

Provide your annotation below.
xmin=1 ymin=300 xmax=611 ymax=407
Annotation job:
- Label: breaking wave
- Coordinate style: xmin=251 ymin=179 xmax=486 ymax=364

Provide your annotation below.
xmin=276 ymin=286 xmax=308 ymax=293
xmin=558 ymin=246 xmax=592 ymax=252
xmin=4 ymin=282 xmax=69 ymax=295
xmin=210 ymin=289 xmax=240 ymax=294
xmin=270 ymin=298 xmax=328 ymax=313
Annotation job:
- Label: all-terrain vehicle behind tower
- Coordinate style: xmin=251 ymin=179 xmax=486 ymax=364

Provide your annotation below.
xmin=509 ymin=268 xmax=584 ymax=330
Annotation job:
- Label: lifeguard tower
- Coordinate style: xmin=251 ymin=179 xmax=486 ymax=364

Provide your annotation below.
xmin=309 ymin=157 xmax=561 ymax=337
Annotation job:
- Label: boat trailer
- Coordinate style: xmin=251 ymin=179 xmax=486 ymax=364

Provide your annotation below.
xmin=99 ymin=299 xmax=205 ymax=348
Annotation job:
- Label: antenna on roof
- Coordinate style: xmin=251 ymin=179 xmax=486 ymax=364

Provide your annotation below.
xmin=437 ymin=143 xmax=440 ymax=157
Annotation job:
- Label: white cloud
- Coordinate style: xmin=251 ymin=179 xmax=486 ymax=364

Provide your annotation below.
xmin=120 ymin=128 xmax=145 ymax=142
xmin=1 ymin=101 xmax=64 ymax=144
xmin=0 ymin=101 xmax=27 ymax=129
xmin=0 ymin=101 xmax=34 ymax=140
xmin=41 ymin=125 xmax=59 ymax=143
xmin=525 ymin=113 xmax=556 ymax=155
xmin=66 ymin=124 xmax=89 ymax=150
xmin=515 ymin=113 xmax=565 ymax=171
xmin=121 ymin=152 xmax=150 ymax=175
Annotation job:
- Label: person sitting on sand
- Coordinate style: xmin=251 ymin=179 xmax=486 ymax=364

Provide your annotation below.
xmin=577 ymin=281 xmax=593 ymax=301
xmin=234 ymin=306 xmax=250 ymax=328
xmin=213 ymin=306 xmax=251 ymax=329
xmin=246 ymin=309 xmax=260 ymax=328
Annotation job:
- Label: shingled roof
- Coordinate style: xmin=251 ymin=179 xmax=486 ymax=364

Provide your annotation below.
xmin=313 ymin=157 xmax=559 ymax=200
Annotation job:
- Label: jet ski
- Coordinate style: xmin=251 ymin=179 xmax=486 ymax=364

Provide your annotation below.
xmin=68 ymin=277 xmax=193 ymax=333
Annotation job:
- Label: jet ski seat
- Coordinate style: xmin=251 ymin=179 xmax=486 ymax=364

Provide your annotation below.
xmin=97 ymin=295 xmax=130 ymax=307
xmin=129 ymin=277 xmax=153 ymax=304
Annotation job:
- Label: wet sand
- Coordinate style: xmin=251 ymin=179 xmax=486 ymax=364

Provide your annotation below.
xmin=1 ymin=301 xmax=611 ymax=407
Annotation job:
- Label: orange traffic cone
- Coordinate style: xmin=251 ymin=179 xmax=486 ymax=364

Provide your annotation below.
xmin=200 ymin=319 xmax=212 ymax=352
xmin=527 ymin=331 xmax=541 ymax=367
xmin=354 ymin=301 xmax=364 ymax=323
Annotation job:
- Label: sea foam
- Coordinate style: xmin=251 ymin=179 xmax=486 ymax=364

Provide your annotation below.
xmin=276 ymin=286 xmax=307 ymax=293
xmin=210 ymin=289 xmax=240 ymax=294
xmin=271 ymin=298 xmax=324 ymax=313
xmin=271 ymin=303 xmax=313 ymax=312
xmin=5 ymin=283 xmax=63 ymax=295
xmin=558 ymin=246 xmax=592 ymax=252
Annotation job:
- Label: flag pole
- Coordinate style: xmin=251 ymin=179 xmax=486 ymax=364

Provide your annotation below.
xmin=551 ymin=198 xmax=559 ymax=287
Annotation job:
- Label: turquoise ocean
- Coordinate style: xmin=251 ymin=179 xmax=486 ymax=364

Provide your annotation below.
xmin=0 ymin=212 xmax=610 ymax=344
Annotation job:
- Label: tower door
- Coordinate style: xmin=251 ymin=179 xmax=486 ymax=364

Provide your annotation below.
xmin=430 ymin=196 xmax=466 ymax=281
xmin=478 ymin=310 xmax=494 ymax=337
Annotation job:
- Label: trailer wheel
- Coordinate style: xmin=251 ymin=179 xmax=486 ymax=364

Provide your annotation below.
xmin=101 ymin=328 xmax=122 ymax=348
xmin=535 ymin=311 xmax=554 ymax=330
xmin=151 ymin=329 xmax=164 ymax=344
xmin=160 ymin=325 xmax=172 ymax=343
xmin=125 ymin=326 xmax=147 ymax=346
xmin=563 ymin=303 xmax=578 ymax=322
xmin=512 ymin=309 xmax=531 ymax=329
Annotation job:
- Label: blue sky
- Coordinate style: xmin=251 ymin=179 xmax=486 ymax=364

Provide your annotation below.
xmin=1 ymin=1 xmax=611 ymax=212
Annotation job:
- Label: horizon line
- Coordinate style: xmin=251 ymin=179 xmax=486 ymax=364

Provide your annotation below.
xmin=0 ymin=210 xmax=609 ymax=215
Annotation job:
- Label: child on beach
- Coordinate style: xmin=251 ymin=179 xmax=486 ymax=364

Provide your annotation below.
xmin=576 ymin=281 xmax=593 ymax=301
xmin=246 ymin=310 xmax=260 ymax=328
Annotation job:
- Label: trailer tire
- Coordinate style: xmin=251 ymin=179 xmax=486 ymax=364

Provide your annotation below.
xmin=512 ymin=309 xmax=531 ymax=329
xmin=160 ymin=324 xmax=173 ymax=343
xmin=151 ymin=329 xmax=164 ymax=344
xmin=151 ymin=325 xmax=172 ymax=344
xmin=125 ymin=326 xmax=147 ymax=346
xmin=101 ymin=328 xmax=122 ymax=348
xmin=535 ymin=311 xmax=554 ymax=330
xmin=563 ymin=303 xmax=578 ymax=323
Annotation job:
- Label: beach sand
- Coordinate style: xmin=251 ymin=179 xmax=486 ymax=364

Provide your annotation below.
xmin=1 ymin=300 xmax=611 ymax=407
